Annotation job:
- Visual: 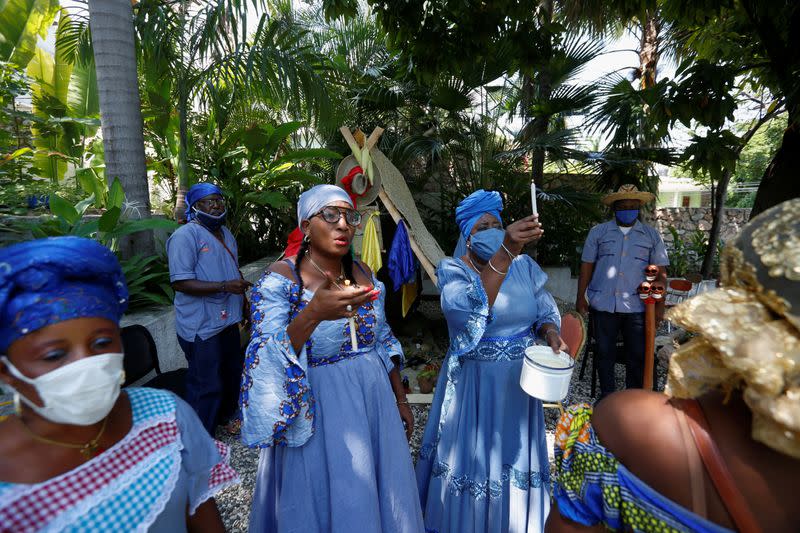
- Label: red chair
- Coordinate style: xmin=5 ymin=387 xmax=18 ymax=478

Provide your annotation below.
xmin=543 ymin=311 xmax=587 ymax=412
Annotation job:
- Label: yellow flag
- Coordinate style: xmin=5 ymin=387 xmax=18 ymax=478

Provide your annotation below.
xmin=401 ymin=282 xmax=418 ymax=318
xmin=361 ymin=211 xmax=383 ymax=274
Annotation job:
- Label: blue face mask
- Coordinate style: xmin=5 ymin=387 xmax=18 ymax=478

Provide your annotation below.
xmin=469 ymin=228 xmax=505 ymax=261
xmin=615 ymin=209 xmax=639 ymax=225
xmin=193 ymin=207 xmax=227 ymax=231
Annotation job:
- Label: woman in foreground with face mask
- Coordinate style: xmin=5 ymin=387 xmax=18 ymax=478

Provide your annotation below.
xmin=0 ymin=237 xmax=237 ymax=531
xmin=415 ymin=190 xmax=567 ymax=533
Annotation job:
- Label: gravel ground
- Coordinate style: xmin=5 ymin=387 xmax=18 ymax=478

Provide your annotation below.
xmin=213 ymin=301 xmax=670 ymax=532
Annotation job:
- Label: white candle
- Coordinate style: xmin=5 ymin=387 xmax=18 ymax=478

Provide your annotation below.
xmin=531 ymin=181 xmax=538 ymax=215
xmin=343 ymin=279 xmax=358 ymax=350
xmin=349 ymin=317 xmax=358 ymax=351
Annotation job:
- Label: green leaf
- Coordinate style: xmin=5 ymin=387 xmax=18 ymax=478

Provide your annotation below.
xmin=108 ymin=177 xmax=124 ymax=209
xmin=74 ymin=194 xmax=95 ymax=216
xmin=272 ymin=148 xmax=341 ymax=167
xmin=243 ymin=190 xmax=290 ymax=208
xmin=49 ymin=194 xmax=80 ymax=225
xmin=5 ymin=147 xmax=32 ymax=160
xmin=264 ymin=121 xmax=304 ymax=159
xmin=67 ymin=56 xmax=99 ymax=119
xmin=76 ymin=167 xmax=106 ymax=207
xmin=0 ymin=0 xmax=60 ymax=68
xmin=98 ymin=206 xmax=121 ymax=232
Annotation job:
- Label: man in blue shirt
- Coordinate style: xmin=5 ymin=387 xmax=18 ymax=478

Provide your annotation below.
xmin=576 ymin=184 xmax=669 ymax=400
xmin=167 ymin=183 xmax=252 ymax=434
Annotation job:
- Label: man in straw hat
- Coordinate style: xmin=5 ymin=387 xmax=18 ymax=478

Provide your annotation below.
xmin=576 ymin=184 xmax=669 ymax=400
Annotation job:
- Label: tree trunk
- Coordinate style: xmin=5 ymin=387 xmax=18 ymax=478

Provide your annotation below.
xmin=751 ymin=114 xmax=800 ymax=217
xmin=702 ymin=110 xmax=782 ymax=275
xmin=175 ymin=89 xmax=189 ymax=222
xmin=88 ymin=0 xmax=153 ymax=257
xmin=638 ymin=11 xmax=660 ymax=91
xmin=700 ymin=173 xmax=727 ymax=278
xmin=637 ymin=10 xmax=661 ymax=207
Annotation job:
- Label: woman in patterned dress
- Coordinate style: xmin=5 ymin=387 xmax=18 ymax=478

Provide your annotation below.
xmin=0 ymin=236 xmax=237 ymax=532
xmin=547 ymin=199 xmax=800 ymax=532
xmin=241 ymin=184 xmax=424 ymax=532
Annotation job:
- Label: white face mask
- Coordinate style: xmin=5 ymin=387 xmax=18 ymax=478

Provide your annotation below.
xmin=1 ymin=353 xmax=125 ymax=426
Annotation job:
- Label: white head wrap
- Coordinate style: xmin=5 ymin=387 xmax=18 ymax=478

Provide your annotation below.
xmin=296 ymin=184 xmax=353 ymax=228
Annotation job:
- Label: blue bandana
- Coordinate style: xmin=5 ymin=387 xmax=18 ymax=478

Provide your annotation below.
xmin=0 ymin=237 xmax=128 ymax=352
xmin=453 ymin=189 xmax=503 ymax=257
xmin=185 ymin=183 xmax=224 ymax=221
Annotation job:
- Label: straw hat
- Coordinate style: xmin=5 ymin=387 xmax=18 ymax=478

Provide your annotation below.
xmin=601 ymin=184 xmax=656 ymax=206
xmin=335 ymin=155 xmax=381 ymax=207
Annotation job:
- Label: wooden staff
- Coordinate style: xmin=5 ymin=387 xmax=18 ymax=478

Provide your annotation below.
xmin=640 ymin=266 xmax=663 ymax=390
xmin=643 ymin=298 xmax=656 ymax=390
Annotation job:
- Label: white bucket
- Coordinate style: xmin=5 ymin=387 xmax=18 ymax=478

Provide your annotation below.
xmin=520 ymin=346 xmax=574 ymax=402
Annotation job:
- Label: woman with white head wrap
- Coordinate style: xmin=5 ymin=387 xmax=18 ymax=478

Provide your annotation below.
xmin=241 ymin=184 xmax=424 ymax=532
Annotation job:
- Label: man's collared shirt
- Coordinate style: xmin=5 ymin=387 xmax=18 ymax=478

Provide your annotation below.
xmin=167 ymin=222 xmax=243 ymax=341
xmin=581 ymin=220 xmax=669 ymax=313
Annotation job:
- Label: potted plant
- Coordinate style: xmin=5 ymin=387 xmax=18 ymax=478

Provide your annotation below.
xmin=417 ymin=363 xmax=440 ymax=394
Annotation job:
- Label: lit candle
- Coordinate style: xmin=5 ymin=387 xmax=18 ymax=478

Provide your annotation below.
xmin=344 ymin=280 xmax=358 ymax=350
xmin=531 ymin=181 xmax=538 ymax=215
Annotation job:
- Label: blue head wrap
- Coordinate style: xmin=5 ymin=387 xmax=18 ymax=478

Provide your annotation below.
xmin=297 ymin=184 xmax=353 ymax=228
xmin=0 ymin=237 xmax=128 ymax=352
xmin=453 ymin=189 xmax=503 ymax=257
xmin=185 ymin=182 xmax=224 ymax=221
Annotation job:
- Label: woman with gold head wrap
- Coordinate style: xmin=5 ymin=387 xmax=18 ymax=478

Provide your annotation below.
xmin=547 ymin=199 xmax=800 ymax=533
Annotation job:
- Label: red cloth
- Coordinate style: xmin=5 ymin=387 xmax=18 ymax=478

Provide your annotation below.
xmin=340 ymin=165 xmax=369 ymax=208
xmin=283 ymin=227 xmax=304 ymax=258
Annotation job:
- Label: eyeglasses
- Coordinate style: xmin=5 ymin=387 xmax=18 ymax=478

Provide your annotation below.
xmin=313 ymin=205 xmax=362 ymax=227
xmin=196 ymin=197 xmax=225 ymax=208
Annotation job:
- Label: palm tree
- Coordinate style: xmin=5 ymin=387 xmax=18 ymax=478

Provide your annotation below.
xmin=134 ymin=1 xmax=334 ymax=220
xmin=87 ymin=0 xmax=152 ymax=256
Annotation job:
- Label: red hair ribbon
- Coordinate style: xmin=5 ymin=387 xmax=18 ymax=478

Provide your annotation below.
xmin=283 ymin=227 xmax=304 ymax=258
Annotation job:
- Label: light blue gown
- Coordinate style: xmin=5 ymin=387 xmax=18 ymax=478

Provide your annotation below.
xmin=415 ymin=255 xmax=560 ymax=533
xmin=241 ymin=266 xmax=424 ymax=533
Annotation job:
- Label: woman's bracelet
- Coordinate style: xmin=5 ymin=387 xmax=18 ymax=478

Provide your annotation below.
xmin=501 ymin=243 xmax=518 ymax=260
xmin=397 ymin=400 xmax=410 ymax=405
xmin=488 ymin=259 xmax=508 ymax=276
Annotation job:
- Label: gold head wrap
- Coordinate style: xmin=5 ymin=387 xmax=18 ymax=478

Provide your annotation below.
xmin=666 ymin=198 xmax=800 ymax=458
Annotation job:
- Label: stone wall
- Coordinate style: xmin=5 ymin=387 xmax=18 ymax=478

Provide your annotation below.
xmin=653 ymin=207 xmax=751 ymax=246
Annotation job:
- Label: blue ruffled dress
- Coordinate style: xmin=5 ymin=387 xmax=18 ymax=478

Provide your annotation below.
xmin=240 ymin=267 xmax=424 ymax=533
xmin=415 ymin=256 xmax=560 ymax=533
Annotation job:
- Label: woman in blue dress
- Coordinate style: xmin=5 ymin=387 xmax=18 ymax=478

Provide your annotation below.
xmin=241 ymin=184 xmax=424 ymax=532
xmin=416 ymin=190 xmax=566 ymax=533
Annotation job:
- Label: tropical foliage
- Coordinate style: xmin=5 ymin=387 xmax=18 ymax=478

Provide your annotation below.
xmin=1 ymin=0 xmax=798 ymax=283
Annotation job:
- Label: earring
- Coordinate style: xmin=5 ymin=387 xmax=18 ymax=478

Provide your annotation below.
xmin=303 ymin=233 xmax=311 ymax=244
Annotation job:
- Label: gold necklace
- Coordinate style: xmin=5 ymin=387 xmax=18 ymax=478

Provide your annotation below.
xmin=467 ymin=255 xmax=483 ymax=273
xmin=306 ymin=251 xmax=347 ymax=289
xmin=17 ymin=415 xmax=110 ymax=460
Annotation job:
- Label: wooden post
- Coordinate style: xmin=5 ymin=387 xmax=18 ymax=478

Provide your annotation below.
xmin=378 ymin=190 xmax=438 ymax=285
xmin=643 ymin=299 xmax=656 ymax=390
